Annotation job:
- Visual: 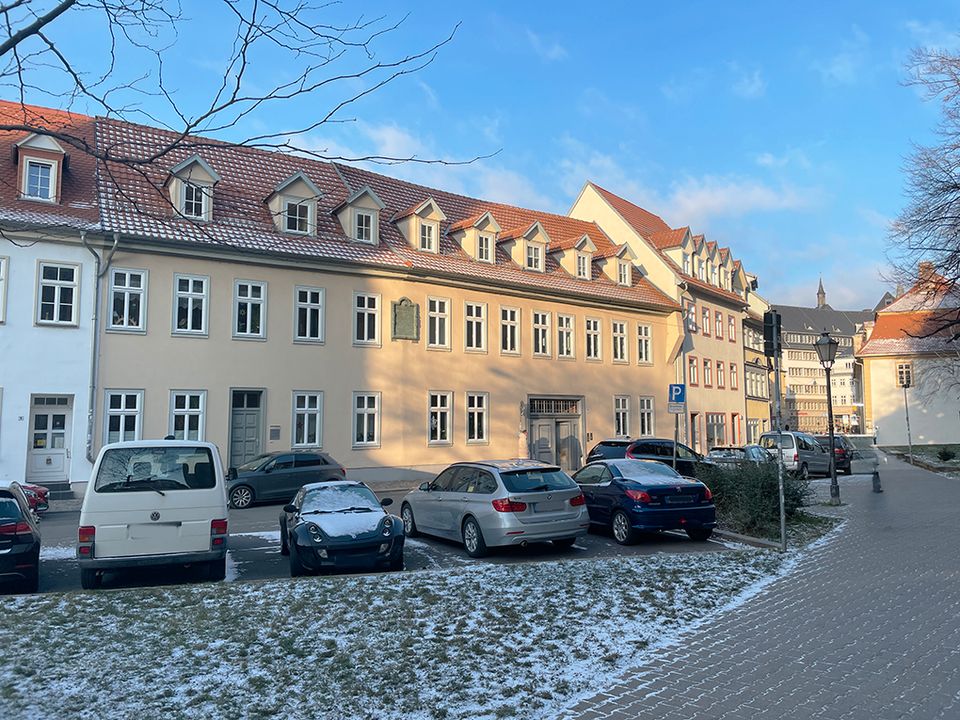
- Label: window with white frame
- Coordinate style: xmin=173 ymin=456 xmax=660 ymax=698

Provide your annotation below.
xmin=637 ymin=324 xmax=651 ymax=364
xmin=698 ymin=259 xmax=705 ymax=280
xmin=715 ymin=311 xmax=723 ymax=339
xmin=466 ymin=392 xmax=488 ymax=443
xmin=169 ymin=391 xmax=205 ymax=441
xmin=614 ymin=396 xmax=630 ymax=437
xmin=182 ymin=182 xmax=208 ymax=219
xmin=717 ymin=361 xmax=725 ymax=388
xmin=285 ymin=200 xmax=311 ymax=234
xmin=638 ymin=397 xmax=654 ymax=436
xmin=618 ymin=261 xmax=631 ymax=286
xmin=235 ymin=280 xmax=265 ymax=338
xmin=688 ymin=356 xmax=699 ymax=384
xmin=585 ymin=318 xmax=601 ymax=360
xmin=612 ymin=320 xmax=627 ymax=362
xmin=353 ymin=392 xmax=380 ymax=447
xmin=682 ymin=253 xmax=691 ymax=275
xmin=109 ymin=268 xmax=146 ymax=331
xmin=37 ymin=262 xmax=78 ymax=325
xmin=354 ymin=210 xmax=374 ymax=243
xmin=293 ymin=392 xmax=323 ymax=447
xmin=526 ymin=243 xmax=543 ymax=271
xmin=730 ymin=363 xmax=739 ymax=390
xmin=701 ymin=307 xmax=710 ymax=336
xmin=710 ymin=264 xmax=717 ymax=286
xmin=557 ymin=314 xmax=574 ymax=358
xmin=0 ymin=256 xmax=7 ymax=323
xmin=464 ymin=302 xmax=486 ymax=351
xmin=477 ymin=234 xmax=493 ymax=263
xmin=500 ymin=306 xmax=519 ymax=354
xmin=576 ymin=252 xmax=590 ymax=280
xmin=428 ymin=391 xmax=452 ymax=445
xmin=703 ymin=359 xmax=713 ymax=386
xmin=419 ymin=220 xmax=438 ymax=252
xmin=104 ymin=390 xmax=143 ymax=444
xmin=533 ymin=311 xmax=550 ymax=356
xmin=728 ymin=314 xmax=736 ymax=342
xmin=24 ymin=160 xmax=54 ymax=200
xmin=428 ymin=297 xmax=450 ymax=348
xmin=706 ymin=413 xmax=726 ymax=447
xmin=354 ymin=293 xmax=380 ymax=345
xmin=294 ymin=286 xmax=324 ymax=342
xmin=173 ymin=274 xmax=208 ymax=334
xmin=896 ymin=362 xmax=913 ymax=388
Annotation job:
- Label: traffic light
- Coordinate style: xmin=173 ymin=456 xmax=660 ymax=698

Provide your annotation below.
xmin=763 ymin=310 xmax=781 ymax=358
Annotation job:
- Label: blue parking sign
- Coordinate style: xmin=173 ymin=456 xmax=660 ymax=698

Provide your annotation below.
xmin=668 ymin=384 xmax=686 ymax=404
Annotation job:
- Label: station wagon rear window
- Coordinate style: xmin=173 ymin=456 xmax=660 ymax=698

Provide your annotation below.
xmin=500 ymin=469 xmax=577 ymax=493
xmin=95 ymin=447 xmax=217 ymax=492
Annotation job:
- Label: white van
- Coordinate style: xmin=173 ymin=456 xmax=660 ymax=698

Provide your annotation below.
xmin=77 ymin=440 xmax=229 ymax=589
xmin=758 ymin=431 xmax=831 ymax=479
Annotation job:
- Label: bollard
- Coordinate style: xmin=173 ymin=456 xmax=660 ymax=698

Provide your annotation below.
xmin=872 ymin=468 xmax=883 ymax=493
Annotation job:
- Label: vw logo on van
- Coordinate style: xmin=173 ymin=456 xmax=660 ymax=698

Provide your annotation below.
xmin=150 ymin=511 xmax=160 ymax=521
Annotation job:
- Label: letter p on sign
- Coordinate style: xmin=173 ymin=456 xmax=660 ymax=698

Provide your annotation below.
xmin=668 ymin=384 xmax=686 ymax=404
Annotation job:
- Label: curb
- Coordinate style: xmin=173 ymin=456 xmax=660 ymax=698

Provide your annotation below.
xmin=713 ymin=528 xmax=782 ymax=550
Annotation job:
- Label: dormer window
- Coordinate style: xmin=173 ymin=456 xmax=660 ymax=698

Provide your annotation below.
xmin=267 ymin=171 xmax=321 ymax=236
xmin=710 ymin=264 xmax=717 ymax=286
xmin=526 ymin=243 xmax=543 ymax=272
xmin=577 ymin=252 xmax=591 ymax=280
xmin=183 ymin=183 xmax=207 ymax=219
xmin=167 ymin=155 xmax=219 ymax=222
xmin=25 ymin=160 xmax=53 ymax=200
xmin=698 ymin=260 xmax=705 ymax=281
xmin=477 ymin=233 xmax=493 ymax=263
xmin=355 ymin=211 xmax=373 ymax=243
xmin=285 ymin=200 xmax=310 ymax=233
xmin=618 ymin=261 xmax=632 ymax=286
xmin=682 ymin=253 xmax=691 ymax=275
xmin=420 ymin=221 xmax=438 ymax=253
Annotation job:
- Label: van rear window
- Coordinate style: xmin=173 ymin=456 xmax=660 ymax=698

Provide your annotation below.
xmin=95 ymin=448 xmax=217 ymax=493
xmin=760 ymin=434 xmax=795 ymax=450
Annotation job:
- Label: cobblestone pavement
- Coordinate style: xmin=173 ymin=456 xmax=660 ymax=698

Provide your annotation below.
xmin=561 ymin=451 xmax=960 ymax=720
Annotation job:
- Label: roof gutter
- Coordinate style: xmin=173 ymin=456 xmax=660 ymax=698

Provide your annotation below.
xmin=82 ymin=231 xmax=118 ymax=464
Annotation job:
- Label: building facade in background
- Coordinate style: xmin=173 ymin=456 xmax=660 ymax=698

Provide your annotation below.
xmin=743 ymin=289 xmax=772 ymax=443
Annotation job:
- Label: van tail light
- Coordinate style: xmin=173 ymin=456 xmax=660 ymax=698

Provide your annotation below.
xmin=569 ymin=493 xmax=586 ymax=507
xmin=78 ymin=525 xmax=95 ymax=556
xmin=491 ymin=498 xmax=528 ymax=513
xmin=625 ymin=489 xmax=652 ymax=503
xmin=793 ymin=453 xmax=799 ymax=463
xmin=210 ymin=518 xmax=228 ymax=547
xmin=338 ymin=467 xmax=347 ymax=478
xmin=703 ymin=487 xmax=713 ymax=501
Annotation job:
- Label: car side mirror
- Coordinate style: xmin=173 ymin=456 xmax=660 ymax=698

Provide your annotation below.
xmin=283 ymin=504 xmax=297 ymax=514
xmin=227 ymin=467 xmax=238 ymax=481
xmin=380 ymin=497 xmax=393 ymax=507
xmin=419 ymin=482 xmax=432 ymax=491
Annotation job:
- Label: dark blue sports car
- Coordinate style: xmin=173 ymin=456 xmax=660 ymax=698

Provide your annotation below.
xmin=280 ymin=481 xmax=404 ymax=575
xmin=572 ymin=459 xmax=716 ymax=543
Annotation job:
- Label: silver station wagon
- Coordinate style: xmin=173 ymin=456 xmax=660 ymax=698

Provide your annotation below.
xmin=400 ymin=460 xmax=589 ymax=557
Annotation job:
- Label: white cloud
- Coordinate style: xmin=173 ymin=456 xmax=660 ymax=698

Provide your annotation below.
xmin=754 ymin=148 xmax=812 ymax=170
xmin=416 ymin=80 xmax=440 ymax=110
xmin=526 ymin=30 xmax=567 ymax=61
xmin=905 ymin=20 xmax=960 ymax=52
xmin=664 ymin=176 xmax=817 ymax=228
xmin=771 ymin=261 xmax=891 ymax=311
xmin=659 ymin=70 xmax=710 ymax=103
xmin=858 ymin=206 xmax=893 ymax=231
xmin=732 ymin=68 xmax=767 ymax=99
xmin=813 ymin=25 xmax=870 ymax=86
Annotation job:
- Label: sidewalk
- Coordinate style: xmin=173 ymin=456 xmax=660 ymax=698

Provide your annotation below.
xmin=560 ymin=452 xmax=960 ymax=720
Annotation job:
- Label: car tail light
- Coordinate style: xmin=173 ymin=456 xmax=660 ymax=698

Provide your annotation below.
xmin=625 ymin=489 xmax=651 ymax=503
xmin=569 ymin=493 xmax=586 ymax=507
xmin=793 ymin=453 xmax=799 ymax=463
xmin=78 ymin=525 xmax=95 ymax=556
xmin=491 ymin=498 xmax=528 ymax=512
xmin=338 ymin=467 xmax=347 ymax=477
xmin=210 ymin=518 xmax=228 ymax=546
xmin=703 ymin=487 xmax=713 ymax=501
xmin=13 ymin=522 xmax=31 ymax=536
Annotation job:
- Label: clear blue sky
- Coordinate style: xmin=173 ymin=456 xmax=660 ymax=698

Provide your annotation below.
xmin=22 ymin=1 xmax=960 ymax=310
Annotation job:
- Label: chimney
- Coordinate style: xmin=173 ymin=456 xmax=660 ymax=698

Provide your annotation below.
xmin=918 ymin=261 xmax=935 ymax=283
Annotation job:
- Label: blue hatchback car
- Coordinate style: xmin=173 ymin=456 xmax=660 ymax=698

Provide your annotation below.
xmin=572 ymin=459 xmax=716 ymax=544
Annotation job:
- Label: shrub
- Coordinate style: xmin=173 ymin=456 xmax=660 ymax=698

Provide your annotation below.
xmin=694 ymin=462 xmax=812 ymax=539
xmin=937 ymin=449 xmax=956 ymax=462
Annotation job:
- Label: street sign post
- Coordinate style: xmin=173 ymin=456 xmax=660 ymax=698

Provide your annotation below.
xmin=668 ymin=384 xmax=686 ymax=470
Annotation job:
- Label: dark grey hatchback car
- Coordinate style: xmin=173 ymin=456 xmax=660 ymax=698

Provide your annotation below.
xmin=227 ymin=451 xmax=345 ymax=508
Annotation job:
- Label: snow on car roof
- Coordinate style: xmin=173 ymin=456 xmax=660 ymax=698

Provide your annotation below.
xmin=301 ymin=480 xmax=366 ymax=491
xmin=458 ymin=459 xmax=560 ymax=472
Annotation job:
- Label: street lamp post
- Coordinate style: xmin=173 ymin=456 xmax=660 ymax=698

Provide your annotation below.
xmin=814 ymin=331 xmax=841 ymax=506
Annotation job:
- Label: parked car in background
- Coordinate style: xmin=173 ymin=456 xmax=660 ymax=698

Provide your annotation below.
xmin=586 ymin=438 xmax=713 ymax=478
xmin=0 ymin=482 xmax=41 ymax=593
xmin=280 ymin=481 xmax=403 ymax=575
xmin=572 ymin=459 xmax=715 ymax=543
xmin=77 ymin=440 xmax=229 ymax=589
xmin=21 ymin=483 xmax=50 ymax=516
xmin=400 ymin=460 xmax=589 ymax=558
xmin=227 ymin=450 xmax=346 ymax=509
xmin=759 ymin=431 xmax=831 ymax=479
xmin=814 ymin=435 xmax=856 ymax=475
xmin=707 ymin=445 xmax=774 ymax=468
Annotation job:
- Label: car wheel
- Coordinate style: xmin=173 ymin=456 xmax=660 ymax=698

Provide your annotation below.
xmin=401 ymin=503 xmax=419 ymax=538
xmin=611 ymin=510 xmax=635 ymax=545
xmin=842 ymin=466 xmax=852 ymax=476
xmin=686 ymin=527 xmax=713 ymax=542
xmin=289 ymin=541 xmax=305 ymax=577
xmin=280 ymin=525 xmax=290 ymax=556
xmin=20 ymin=569 xmax=39 ymax=594
xmin=80 ymin=569 xmax=101 ymax=590
xmin=797 ymin=464 xmax=809 ymax=481
xmin=461 ymin=517 xmax=488 ymax=558
xmin=389 ymin=553 xmax=404 ymax=571
xmin=229 ymin=485 xmax=254 ymax=509
xmin=552 ymin=537 xmax=577 ymax=550
xmin=208 ymin=558 xmax=227 ymax=582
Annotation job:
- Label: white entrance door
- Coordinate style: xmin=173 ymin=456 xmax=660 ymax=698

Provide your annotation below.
xmin=27 ymin=396 xmax=73 ymax=484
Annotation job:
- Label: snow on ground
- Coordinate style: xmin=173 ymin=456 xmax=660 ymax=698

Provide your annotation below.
xmin=0 ymin=538 xmax=836 ymax=720
xmin=39 ymin=545 xmax=76 ymax=561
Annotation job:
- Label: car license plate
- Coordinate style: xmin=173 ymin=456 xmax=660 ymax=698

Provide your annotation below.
xmin=534 ymin=501 xmax=564 ymax=513
xmin=665 ymin=496 xmax=694 ymax=505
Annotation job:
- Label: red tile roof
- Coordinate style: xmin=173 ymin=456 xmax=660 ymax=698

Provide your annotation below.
xmin=590 ymin=182 xmax=671 ymax=236
xmin=646 ymin=226 xmax=689 ymax=250
xmin=81 ymin=114 xmax=677 ymax=312
xmin=858 ymin=310 xmax=960 ymax=356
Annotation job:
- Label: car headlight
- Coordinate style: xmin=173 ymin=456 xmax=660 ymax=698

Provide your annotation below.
xmin=307 ymin=523 xmax=323 ymax=542
xmin=382 ymin=516 xmax=393 ymax=536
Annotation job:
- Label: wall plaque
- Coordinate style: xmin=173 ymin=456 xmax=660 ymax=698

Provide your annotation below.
xmin=392 ymin=297 xmax=420 ymax=341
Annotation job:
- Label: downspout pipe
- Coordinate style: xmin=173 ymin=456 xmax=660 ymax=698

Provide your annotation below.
xmin=82 ymin=231 xmax=118 ymax=464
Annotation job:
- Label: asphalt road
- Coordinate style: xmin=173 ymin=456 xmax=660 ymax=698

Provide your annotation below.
xmin=11 ymin=487 xmax=727 ymax=595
